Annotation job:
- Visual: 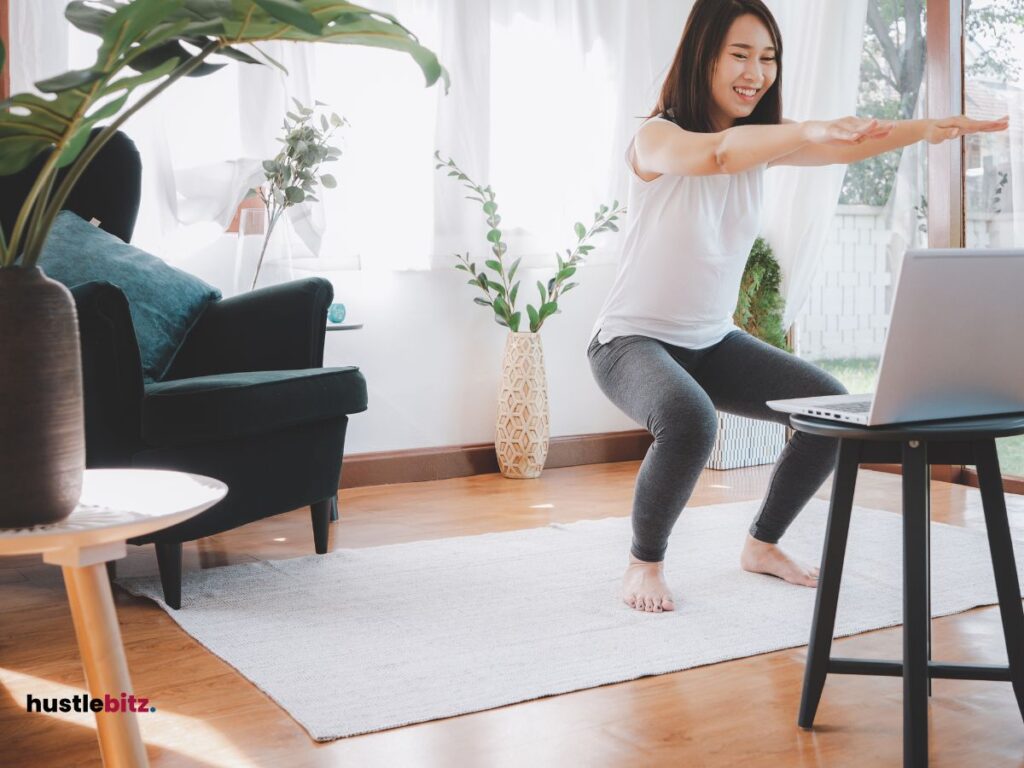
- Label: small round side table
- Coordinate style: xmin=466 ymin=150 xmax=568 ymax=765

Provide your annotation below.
xmin=0 ymin=469 xmax=227 ymax=768
xmin=325 ymin=321 xmax=362 ymax=520
xmin=791 ymin=412 xmax=1024 ymax=768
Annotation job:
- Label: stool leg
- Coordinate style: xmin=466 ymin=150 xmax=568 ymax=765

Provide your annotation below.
xmin=799 ymin=438 xmax=859 ymax=729
xmin=975 ymin=438 xmax=1024 ymax=723
xmin=902 ymin=440 xmax=930 ymax=768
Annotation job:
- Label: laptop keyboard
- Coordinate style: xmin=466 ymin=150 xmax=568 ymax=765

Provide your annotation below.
xmin=822 ymin=400 xmax=872 ymax=414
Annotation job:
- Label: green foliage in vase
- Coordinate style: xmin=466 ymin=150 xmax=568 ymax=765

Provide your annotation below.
xmin=434 ymin=151 xmax=625 ymax=334
xmin=250 ymin=98 xmax=347 ymax=288
xmin=733 ymin=236 xmax=791 ymax=352
xmin=0 ymin=0 xmax=448 ymax=269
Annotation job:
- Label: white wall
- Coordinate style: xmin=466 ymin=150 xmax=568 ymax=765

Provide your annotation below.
xmin=175 ymin=238 xmax=636 ymax=455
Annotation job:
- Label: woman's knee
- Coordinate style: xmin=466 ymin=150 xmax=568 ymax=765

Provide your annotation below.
xmin=649 ymin=393 xmax=718 ymax=451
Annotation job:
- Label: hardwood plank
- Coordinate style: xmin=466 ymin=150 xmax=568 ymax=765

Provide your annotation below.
xmin=2 ymin=463 xmax=1024 ymax=767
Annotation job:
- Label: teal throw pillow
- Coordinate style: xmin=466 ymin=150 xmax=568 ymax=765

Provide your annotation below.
xmin=38 ymin=210 xmax=222 ymax=382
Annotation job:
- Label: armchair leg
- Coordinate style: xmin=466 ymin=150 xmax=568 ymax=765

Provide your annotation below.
xmin=155 ymin=541 xmax=183 ymax=610
xmin=311 ymin=499 xmax=332 ymax=554
xmin=105 ymin=560 xmax=117 ymax=581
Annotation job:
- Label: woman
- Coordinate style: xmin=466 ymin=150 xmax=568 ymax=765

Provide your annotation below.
xmin=589 ymin=0 xmax=1008 ymax=613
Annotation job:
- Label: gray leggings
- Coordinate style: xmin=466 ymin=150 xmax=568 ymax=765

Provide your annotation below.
xmin=587 ymin=329 xmax=848 ymax=562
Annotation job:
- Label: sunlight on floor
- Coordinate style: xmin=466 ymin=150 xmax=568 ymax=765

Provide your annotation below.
xmin=529 ymin=503 xmax=554 ymax=509
xmin=3 ymin=671 xmax=254 ymax=764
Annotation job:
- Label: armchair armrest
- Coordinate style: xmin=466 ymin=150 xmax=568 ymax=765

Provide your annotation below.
xmin=164 ymin=277 xmax=333 ymax=379
xmin=70 ymin=281 xmax=145 ymax=465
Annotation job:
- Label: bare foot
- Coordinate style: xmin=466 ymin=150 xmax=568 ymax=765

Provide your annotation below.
xmin=740 ymin=535 xmax=819 ymax=587
xmin=622 ymin=553 xmax=676 ymax=612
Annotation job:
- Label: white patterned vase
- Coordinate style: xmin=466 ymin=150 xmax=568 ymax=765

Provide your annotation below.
xmin=495 ymin=331 xmax=550 ymax=479
xmin=705 ymin=411 xmax=788 ymax=470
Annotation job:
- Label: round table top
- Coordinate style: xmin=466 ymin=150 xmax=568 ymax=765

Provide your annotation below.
xmin=326 ymin=322 xmax=363 ymax=331
xmin=789 ymin=411 xmax=1024 ymax=442
xmin=0 ymin=469 xmax=227 ymax=557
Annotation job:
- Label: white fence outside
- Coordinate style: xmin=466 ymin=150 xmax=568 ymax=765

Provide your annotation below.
xmin=794 ymin=205 xmax=1004 ymax=361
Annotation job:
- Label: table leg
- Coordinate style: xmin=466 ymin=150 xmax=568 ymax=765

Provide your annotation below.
xmin=974 ymin=438 xmax=1024 ymax=723
xmin=902 ymin=440 xmax=930 ymax=768
xmin=799 ymin=438 xmax=860 ymax=728
xmin=63 ymin=563 xmax=149 ymax=768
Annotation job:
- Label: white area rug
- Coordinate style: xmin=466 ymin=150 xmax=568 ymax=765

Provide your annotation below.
xmin=116 ymin=499 xmax=1024 ymax=741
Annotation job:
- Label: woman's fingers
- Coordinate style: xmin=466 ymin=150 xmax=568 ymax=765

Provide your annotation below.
xmin=941 ymin=114 xmax=1009 ymax=136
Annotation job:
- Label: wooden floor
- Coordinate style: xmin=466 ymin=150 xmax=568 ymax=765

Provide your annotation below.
xmin=2 ymin=461 xmax=1024 ymax=767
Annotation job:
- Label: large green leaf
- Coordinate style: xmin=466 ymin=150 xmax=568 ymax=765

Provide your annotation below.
xmin=35 ymin=67 xmax=106 ymax=93
xmin=252 ymin=0 xmax=322 ymax=34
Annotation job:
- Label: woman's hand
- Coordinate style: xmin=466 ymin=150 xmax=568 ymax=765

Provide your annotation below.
xmin=803 ymin=116 xmax=895 ymax=146
xmin=924 ymin=114 xmax=1009 ymax=144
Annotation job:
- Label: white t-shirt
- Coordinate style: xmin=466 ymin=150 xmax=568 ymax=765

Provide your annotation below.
xmin=591 ymin=116 xmax=765 ymax=349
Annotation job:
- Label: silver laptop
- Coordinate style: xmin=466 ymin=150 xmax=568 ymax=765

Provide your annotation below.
xmin=767 ymin=248 xmax=1024 ymax=426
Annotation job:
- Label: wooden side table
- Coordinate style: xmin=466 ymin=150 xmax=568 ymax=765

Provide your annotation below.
xmin=791 ymin=412 xmax=1024 ymax=767
xmin=0 ymin=469 xmax=227 ymax=768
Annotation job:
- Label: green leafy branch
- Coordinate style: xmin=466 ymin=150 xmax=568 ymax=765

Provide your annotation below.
xmin=251 ymin=98 xmax=347 ymax=288
xmin=434 ymin=150 xmax=624 ymax=333
xmin=0 ymin=0 xmax=449 ymax=269
xmin=733 ymin=236 xmax=790 ymax=352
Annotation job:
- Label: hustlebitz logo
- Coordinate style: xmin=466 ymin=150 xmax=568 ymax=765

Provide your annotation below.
xmin=26 ymin=692 xmax=156 ymax=713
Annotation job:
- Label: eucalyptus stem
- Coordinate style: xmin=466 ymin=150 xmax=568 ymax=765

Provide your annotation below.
xmin=21 ymin=41 xmax=220 ymax=268
xmin=251 ymin=208 xmax=284 ymax=290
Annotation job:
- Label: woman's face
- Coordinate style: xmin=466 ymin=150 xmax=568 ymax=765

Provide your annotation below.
xmin=709 ymin=14 xmax=778 ymax=131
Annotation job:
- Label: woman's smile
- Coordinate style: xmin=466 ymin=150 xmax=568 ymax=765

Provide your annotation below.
xmin=733 ymin=85 xmax=761 ymax=102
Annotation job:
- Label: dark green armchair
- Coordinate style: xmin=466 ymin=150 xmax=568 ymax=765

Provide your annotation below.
xmin=2 ymin=130 xmax=368 ymax=609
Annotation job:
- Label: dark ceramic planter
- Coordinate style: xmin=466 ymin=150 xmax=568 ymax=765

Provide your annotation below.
xmin=0 ymin=266 xmax=85 ymax=527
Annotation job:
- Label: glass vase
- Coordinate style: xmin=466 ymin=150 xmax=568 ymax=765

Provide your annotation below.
xmin=234 ymin=207 xmax=295 ymax=294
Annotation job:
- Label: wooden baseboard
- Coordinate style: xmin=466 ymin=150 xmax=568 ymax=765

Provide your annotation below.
xmin=960 ymin=467 xmax=1024 ymax=495
xmin=340 ymin=430 xmax=654 ymax=488
xmin=339 ymin=432 xmax=1011 ymax=491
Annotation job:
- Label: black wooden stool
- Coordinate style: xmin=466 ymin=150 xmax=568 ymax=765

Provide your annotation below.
xmin=791 ymin=412 xmax=1024 ymax=768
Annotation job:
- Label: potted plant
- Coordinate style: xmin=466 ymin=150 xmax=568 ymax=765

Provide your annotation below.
xmin=0 ymin=0 xmax=446 ymax=527
xmin=236 ymin=98 xmax=348 ymax=292
xmin=706 ymin=236 xmax=791 ymax=470
xmin=435 ymin=151 xmax=625 ymax=479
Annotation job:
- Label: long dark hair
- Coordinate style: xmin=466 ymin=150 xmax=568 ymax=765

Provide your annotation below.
xmin=651 ymin=0 xmax=783 ymax=133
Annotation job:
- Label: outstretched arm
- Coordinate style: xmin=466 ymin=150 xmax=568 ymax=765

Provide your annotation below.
xmin=769 ymin=115 xmax=1009 ymax=167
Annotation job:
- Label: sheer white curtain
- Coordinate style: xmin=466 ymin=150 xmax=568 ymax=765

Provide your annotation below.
xmin=1006 ymin=90 xmax=1024 ymax=245
xmin=761 ymin=0 xmax=870 ymax=329
xmin=884 ymin=82 xmax=928 ymax=283
xmin=11 ymin=0 xmax=867 ymax=294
